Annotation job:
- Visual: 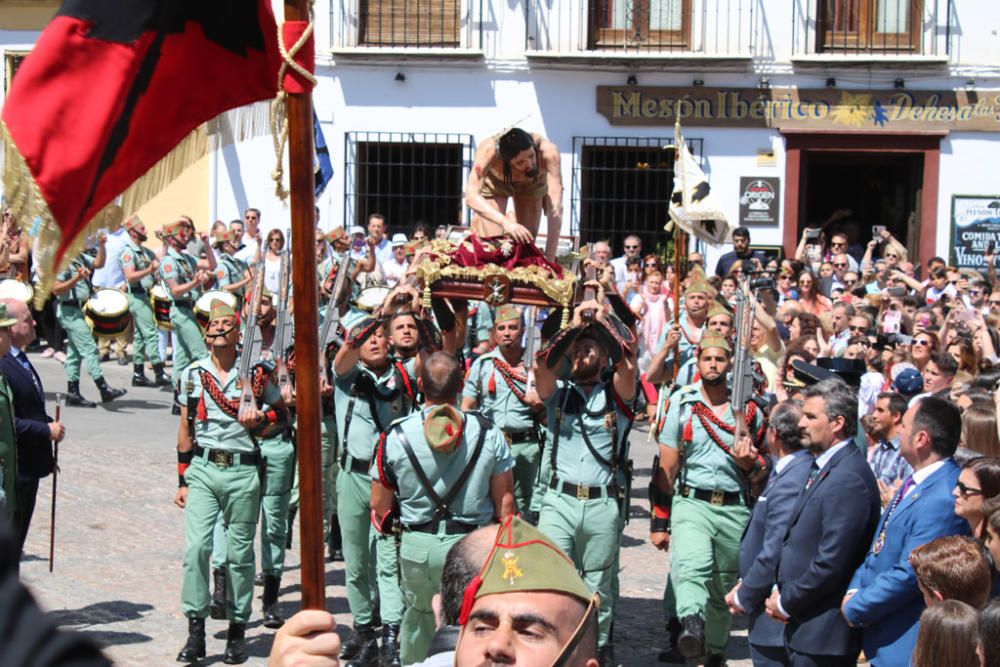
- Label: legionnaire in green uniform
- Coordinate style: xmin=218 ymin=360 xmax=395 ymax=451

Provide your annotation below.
xmin=174 ymin=299 xmax=287 ymax=665
xmin=372 ymin=350 xmax=514 ymax=665
xmin=462 ymin=303 xmax=545 ymax=516
xmin=212 ymin=230 xmax=252 ymax=307
xmin=119 ymin=215 xmax=171 ymax=388
xmin=159 ymin=220 xmax=217 ymax=410
xmin=533 ymin=298 xmax=639 ymax=666
xmin=332 ymin=315 xmax=414 ymax=667
xmin=0 ymin=304 xmax=20 ymax=527
xmin=52 ymin=235 xmax=127 ymax=407
xmin=650 ymin=332 xmax=766 ymax=664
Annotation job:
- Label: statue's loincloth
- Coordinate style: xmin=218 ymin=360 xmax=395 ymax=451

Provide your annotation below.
xmin=480 ymin=168 xmax=547 ymax=200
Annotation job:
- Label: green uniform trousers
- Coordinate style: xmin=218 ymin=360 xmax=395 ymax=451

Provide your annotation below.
xmin=170 ymin=305 xmax=207 ymax=384
xmin=58 ymin=306 xmax=103 ymax=383
xmin=669 ymin=495 xmax=749 ymax=655
xmin=399 ymin=528 xmax=465 ymax=665
xmin=338 ymin=464 xmax=403 ymax=628
xmin=128 ymin=293 xmax=162 ymax=365
xmin=259 ymin=436 xmax=295 ymax=575
xmin=181 ymin=457 xmax=261 ymax=624
xmin=529 ymin=442 xmax=553 ymax=515
xmin=538 ymin=490 xmax=623 ymax=648
xmin=510 ymin=441 xmax=541 ymax=516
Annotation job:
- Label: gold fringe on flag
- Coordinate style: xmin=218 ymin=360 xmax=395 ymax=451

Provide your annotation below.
xmin=0 ymin=101 xmax=272 ymax=309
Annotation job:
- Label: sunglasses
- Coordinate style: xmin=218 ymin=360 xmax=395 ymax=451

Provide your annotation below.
xmin=644 ymin=262 xmax=658 ymax=267
xmin=834 ymin=263 xmax=848 ymax=268
xmin=844 ymin=279 xmax=857 ymax=286
xmin=912 ymin=339 xmax=932 ymax=347
xmin=886 ymin=254 xmax=899 ymax=259
xmin=990 ymin=300 xmax=1000 ymax=306
xmin=969 ymin=290 xmax=982 ymax=296
xmin=955 ymin=481 xmax=983 ymax=497
xmin=850 ymin=325 xmax=867 ymax=332
xmin=625 ymin=245 xmax=640 ymax=250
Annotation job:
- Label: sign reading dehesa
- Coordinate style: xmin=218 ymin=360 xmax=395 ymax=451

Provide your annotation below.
xmin=950 ymin=195 xmax=1000 ymax=269
xmin=739 ymin=177 xmax=780 ymax=226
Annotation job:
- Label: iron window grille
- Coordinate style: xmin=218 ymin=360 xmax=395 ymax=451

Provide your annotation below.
xmin=570 ymin=135 xmax=703 ymax=255
xmin=344 ymin=132 xmax=475 ymax=231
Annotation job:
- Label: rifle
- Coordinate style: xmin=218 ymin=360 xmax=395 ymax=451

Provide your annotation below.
xmin=49 ymin=393 xmax=62 ymax=573
xmin=318 ymin=252 xmax=354 ymax=352
xmin=731 ymin=275 xmax=757 ymax=445
xmin=523 ymin=306 xmax=539 ymax=395
xmin=580 ymin=243 xmax=598 ymax=322
xmin=237 ymin=253 xmax=267 ymax=425
xmin=272 ymin=242 xmax=292 ymax=395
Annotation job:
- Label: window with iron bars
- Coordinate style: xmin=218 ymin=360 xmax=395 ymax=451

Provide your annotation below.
xmin=358 ymin=0 xmax=464 ymax=47
xmin=344 ymin=132 xmax=475 ymax=232
xmin=3 ymin=52 xmax=25 ymax=94
xmin=570 ymin=136 xmax=703 ymax=256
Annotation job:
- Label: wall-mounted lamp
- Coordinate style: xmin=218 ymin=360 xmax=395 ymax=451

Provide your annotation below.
xmin=894 ymin=78 xmax=905 ymax=89
xmin=626 ymin=74 xmax=638 ymax=85
xmin=826 ymin=77 xmax=836 ymax=88
xmin=394 ymin=72 xmax=406 ymax=83
xmin=693 ymin=79 xmax=704 ymax=87
xmin=966 ymin=79 xmax=976 ymax=90
xmin=758 ymin=76 xmax=770 ymax=89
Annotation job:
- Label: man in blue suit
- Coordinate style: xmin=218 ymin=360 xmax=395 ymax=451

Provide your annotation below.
xmin=764 ymin=378 xmax=880 ymax=666
xmin=841 ymin=397 xmax=968 ymax=666
xmin=0 ymin=299 xmax=66 ymax=563
xmin=726 ymin=401 xmax=813 ymax=666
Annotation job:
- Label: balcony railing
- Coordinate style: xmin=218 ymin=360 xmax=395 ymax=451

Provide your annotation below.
xmin=528 ymin=0 xmax=758 ymax=57
xmin=791 ymin=0 xmax=954 ymax=58
xmin=332 ymin=0 xmax=481 ymax=50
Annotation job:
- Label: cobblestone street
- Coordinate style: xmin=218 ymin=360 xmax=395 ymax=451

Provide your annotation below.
xmin=19 ymin=355 xmax=750 ymax=666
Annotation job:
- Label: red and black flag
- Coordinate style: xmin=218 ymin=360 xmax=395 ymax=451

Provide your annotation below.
xmin=2 ymin=1 xmax=281 ymax=301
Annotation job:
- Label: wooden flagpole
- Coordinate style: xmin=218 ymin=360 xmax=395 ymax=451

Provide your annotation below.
xmin=284 ymin=0 xmax=325 ymax=611
xmin=671 ymin=227 xmax=686 ymax=383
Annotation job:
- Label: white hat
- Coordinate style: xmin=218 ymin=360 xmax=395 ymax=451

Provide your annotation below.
xmin=348 ymin=225 xmax=365 ymax=236
xmin=391 ymin=233 xmax=408 ymax=247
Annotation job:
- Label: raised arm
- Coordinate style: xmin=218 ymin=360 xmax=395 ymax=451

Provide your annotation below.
xmin=465 ymin=141 xmax=507 ymax=228
xmin=538 ymin=136 xmax=563 ymax=261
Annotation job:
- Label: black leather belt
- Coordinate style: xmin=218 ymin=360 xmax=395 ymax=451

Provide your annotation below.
xmin=681 ymin=485 xmax=743 ymax=506
xmin=128 ymin=285 xmax=147 ymax=295
xmin=59 ymin=299 xmax=81 ymax=308
xmin=505 ymin=429 xmax=540 ymax=446
xmin=173 ymin=299 xmax=194 ymax=309
xmin=406 ymin=519 xmax=479 ymax=535
xmin=194 ymin=445 xmax=261 ymax=468
xmin=550 ymin=477 xmax=618 ymax=501
xmin=342 ymin=455 xmax=370 ymax=475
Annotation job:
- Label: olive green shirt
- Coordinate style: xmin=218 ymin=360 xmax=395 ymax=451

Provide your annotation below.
xmin=462 ymin=349 xmax=535 ymax=433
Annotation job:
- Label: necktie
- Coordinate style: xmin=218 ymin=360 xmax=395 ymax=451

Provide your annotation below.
xmin=873 ymin=475 xmax=915 ymax=555
xmin=805 ymin=461 xmax=820 ymax=489
xmin=16 ymin=351 xmax=42 ymax=397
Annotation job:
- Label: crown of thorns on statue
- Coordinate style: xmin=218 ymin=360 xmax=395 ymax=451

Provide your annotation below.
xmin=498 ymin=128 xmax=536 ymax=183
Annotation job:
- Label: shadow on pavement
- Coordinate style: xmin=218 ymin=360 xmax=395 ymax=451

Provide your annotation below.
xmin=79 ymin=629 xmax=152 ymax=648
xmin=48 ymin=600 xmax=154 ymax=626
xmin=98 ymin=399 xmax=172 ymax=413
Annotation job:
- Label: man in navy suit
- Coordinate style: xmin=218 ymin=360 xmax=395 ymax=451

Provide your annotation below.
xmin=764 ymin=378 xmax=880 ymax=666
xmin=0 ymin=299 xmax=65 ymax=561
xmin=726 ymin=401 xmax=813 ymax=666
xmin=841 ymin=397 xmax=968 ymax=666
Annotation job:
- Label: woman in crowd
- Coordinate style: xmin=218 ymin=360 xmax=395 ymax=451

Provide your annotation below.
xmin=961 ymin=406 xmax=1000 ymax=458
xmin=910 ymin=600 xmax=982 ymax=667
xmin=776 ymin=267 xmax=798 ymax=303
xmin=948 ymin=335 xmax=981 ymax=374
xmin=954 ymin=457 xmax=1000 ymax=540
xmin=263 ymin=228 xmax=286 ymax=293
xmin=630 ymin=271 xmax=670 ymax=375
xmin=980 ymin=599 xmax=1000 ymax=667
xmin=910 ymin=330 xmax=940 ymax=373
xmin=795 ymin=270 xmax=831 ymax=316
xmin=642 ymin=253 xmax=663 ymax=279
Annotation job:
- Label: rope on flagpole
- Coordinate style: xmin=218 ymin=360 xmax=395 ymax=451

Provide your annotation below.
xmin=271 ymin=6 xmax=318 ymax=201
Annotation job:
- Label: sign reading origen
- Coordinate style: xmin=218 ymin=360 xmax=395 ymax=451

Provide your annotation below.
xmin=596 ymin=87 xmax=1000 ymax=132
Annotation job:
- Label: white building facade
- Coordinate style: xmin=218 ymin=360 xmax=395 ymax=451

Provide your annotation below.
xmin=3 ymin=0 xmax=1000 ymax=270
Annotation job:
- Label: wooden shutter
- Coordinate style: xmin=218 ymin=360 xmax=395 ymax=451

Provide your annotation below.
xmin=360 ymin=0 xmax=461 ymax=47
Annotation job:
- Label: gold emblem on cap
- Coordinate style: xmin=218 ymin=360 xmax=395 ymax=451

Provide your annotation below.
xmin=501 ymin=551 xmax=523 ymax=585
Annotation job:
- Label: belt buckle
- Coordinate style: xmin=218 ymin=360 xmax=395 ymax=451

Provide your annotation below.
xmin=711 ymin=490 xmax=725 ymax=506
xmin=576 ymin=483 xmax=590 ymax=501
xmin=210 ymin=450 xmax=232 ymax=468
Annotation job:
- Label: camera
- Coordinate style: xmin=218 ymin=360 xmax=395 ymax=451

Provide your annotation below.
xmin=750 ymin=276 xmax=775 ymax=290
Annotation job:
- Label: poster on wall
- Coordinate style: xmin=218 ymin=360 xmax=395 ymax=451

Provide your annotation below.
xmin=950 ymin=195 xmax=1000 ymax=270
xmin=738 ymin=177 xmax=780 ymax=226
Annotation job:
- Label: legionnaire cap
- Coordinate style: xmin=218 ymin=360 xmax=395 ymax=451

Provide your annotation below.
xmin=327 ymin=227 xmax=348 ymax=245
xmin=684 ymin=264 xmax=715 ymax=298
xmin=0 ymin=304 xmax=17 ymax=328
xmin=494 ymin=304 xmax=521 ymax=325
xmin=458 ymin=516 xmax=599 ymax=661
xmin=124 ymin=214 xmax=144 ymax=232
xmin=161 ymin=220 xmax=185 ymax=239
xmin=424 ymin=404 xmax=464 ymax=454
xmin=213 ymin=229 xmax=240 ymax=247
xmin=260 ymin=286 xmax=274 ymax=301
xmin=208 ymin=299 xmax=235 ymax=322
xmin=698 ymin=330 xmax=731 ymax=355
xmin=707 ymin=300 xmax=733 ymax=321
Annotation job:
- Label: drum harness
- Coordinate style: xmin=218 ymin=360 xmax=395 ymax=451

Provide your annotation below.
xmin=58 ymin=256 xmax=93 ymax=308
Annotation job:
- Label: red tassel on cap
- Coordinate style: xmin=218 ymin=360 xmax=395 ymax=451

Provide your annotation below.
xmin=458 ymin=575 xmax=484 ymax=626
xmin=446 ymin=423 xmax=454 ymax=436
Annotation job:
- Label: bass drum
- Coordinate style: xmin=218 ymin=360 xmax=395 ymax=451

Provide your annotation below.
xmin=150 ymin=284 xmax=173 ymax=331
xmin=195 ymin=290 xmax=238 ymax=331
xmin=0 ymin=279 xmax=34 ymax=304
xmin=85 ymin=289 xmax=132 ymax=338
xmin=356 ymin=286 xmax=390 ymax=313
